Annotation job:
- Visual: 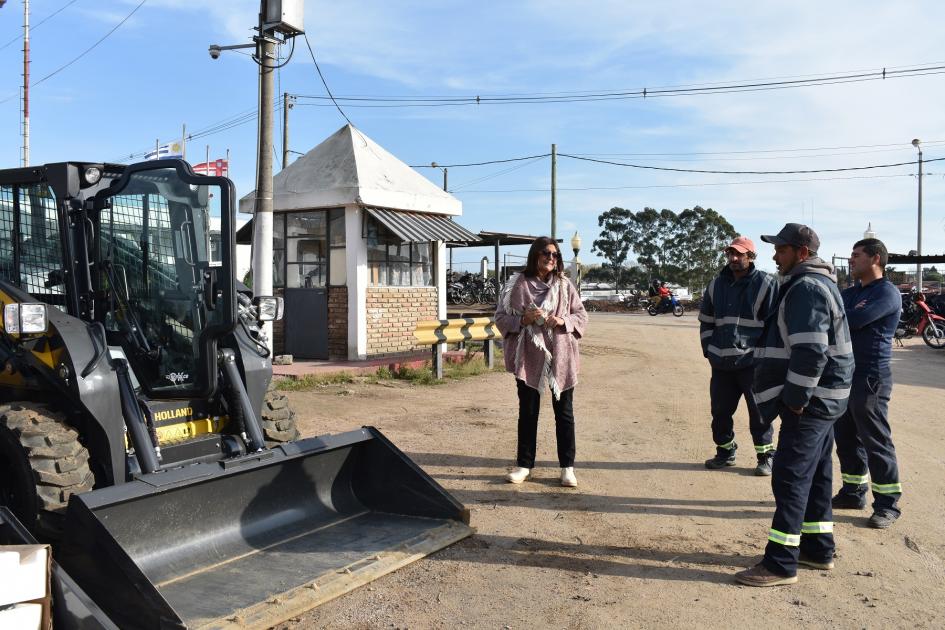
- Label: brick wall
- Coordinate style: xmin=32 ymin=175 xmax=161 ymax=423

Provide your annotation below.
xmin=327 ymin=286 xmax=348 ymax=359
xmin=366 ymin=286 xmax=438 ymax=357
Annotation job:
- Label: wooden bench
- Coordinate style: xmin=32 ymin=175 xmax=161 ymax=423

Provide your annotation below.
xmin=413 ymin=317 xmax=499 ymax=379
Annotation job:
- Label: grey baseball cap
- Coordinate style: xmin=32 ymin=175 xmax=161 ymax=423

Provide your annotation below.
xmin=760 ymin=223 xmax=820 ymax=252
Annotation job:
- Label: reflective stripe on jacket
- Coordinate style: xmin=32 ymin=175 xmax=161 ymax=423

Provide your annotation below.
xmin=752 ymin=262 xmax=854 ymax=422
xmin=698 ymin=265 xmax=778 ymax=371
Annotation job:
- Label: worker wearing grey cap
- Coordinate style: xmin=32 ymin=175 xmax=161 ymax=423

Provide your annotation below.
xmin=736 ymin=223 xmax=854 ymax=587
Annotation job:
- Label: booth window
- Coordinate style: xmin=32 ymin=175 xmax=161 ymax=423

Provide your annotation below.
xmin=366 ymin=216 xmax=433 ymax=286
xmin=271 ymin=208 xmax=345 ymax=289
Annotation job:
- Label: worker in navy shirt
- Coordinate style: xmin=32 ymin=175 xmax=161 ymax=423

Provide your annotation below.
xmin=832 ymin=238 xmax=903 ymax=529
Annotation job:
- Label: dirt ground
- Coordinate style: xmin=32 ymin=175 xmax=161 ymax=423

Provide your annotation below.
xmin=280 ymin=313 xmax=945 ymax=629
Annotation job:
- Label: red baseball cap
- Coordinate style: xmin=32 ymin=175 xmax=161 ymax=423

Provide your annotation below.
xmin=726 ymin=236 xmax=756 ymax=254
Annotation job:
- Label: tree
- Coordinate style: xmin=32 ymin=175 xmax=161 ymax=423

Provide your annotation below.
xmin=591 ymin=207 xmax=633 ymax=290
xmin=593 ymin=204 xmax=738 ymax=292
xmin=669 ymin=206 xmax=737 ymax=291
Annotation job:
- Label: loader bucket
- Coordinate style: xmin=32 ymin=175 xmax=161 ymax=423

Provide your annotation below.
xmin=55 ymin=427 xmax=473 ymax=630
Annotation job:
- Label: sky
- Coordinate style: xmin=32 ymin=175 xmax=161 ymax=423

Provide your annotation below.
xmin=2 ymin=0 xmax=945 ymax=277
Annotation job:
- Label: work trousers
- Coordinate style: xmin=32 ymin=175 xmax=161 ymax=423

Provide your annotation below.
xmin=710 ymin=367 xmax=774 ymax=453
xmin=515 ymin=379 xmax=575 ymax=468
xmin=834 ymin=375 xmax=902 ymax=515
xmin=762 ymin=409 xmax=835 ymax=577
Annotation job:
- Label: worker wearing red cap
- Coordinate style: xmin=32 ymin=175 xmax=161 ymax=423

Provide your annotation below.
xmin=699 ymin=236 xmax=779 ymax=475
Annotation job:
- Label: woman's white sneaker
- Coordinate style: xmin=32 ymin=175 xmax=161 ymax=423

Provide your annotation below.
xmin=560 ymin=467 xmax=578 ymax=487
xmin=506 ymin=467 xmax=531 ymax=483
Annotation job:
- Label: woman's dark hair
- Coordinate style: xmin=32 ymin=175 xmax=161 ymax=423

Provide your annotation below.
xmin=523 ymin=237 xmax=564 ymax=278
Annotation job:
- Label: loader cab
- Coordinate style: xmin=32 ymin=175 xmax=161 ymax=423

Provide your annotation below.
xmin=89 ymin=160 xmax=237 ymax=399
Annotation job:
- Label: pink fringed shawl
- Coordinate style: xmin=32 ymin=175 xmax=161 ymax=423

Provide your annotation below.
xmin=494 ymin=273 xmax=587 ymax=399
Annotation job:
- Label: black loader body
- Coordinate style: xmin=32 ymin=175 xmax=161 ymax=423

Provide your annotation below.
xmin=0 ymin=160 xmax=472 ymax=629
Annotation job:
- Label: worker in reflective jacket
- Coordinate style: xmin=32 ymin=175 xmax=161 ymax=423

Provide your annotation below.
xmin=736 ymin=223 xmax=854 ymax=587
xmin=699 ymin=236 xmax=779 ymax=475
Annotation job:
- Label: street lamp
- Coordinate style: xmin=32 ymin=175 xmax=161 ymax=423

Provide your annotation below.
xmin=570 ymin=231 xmax=582 ymax=290
xmin=912 ymin=138 xmax=923 ymax=293
xmin=431 ymin=162 xmax=448 ymax=192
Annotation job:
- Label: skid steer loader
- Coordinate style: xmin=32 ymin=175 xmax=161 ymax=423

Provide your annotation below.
xmin=0 ymin=160 xmax=472 ymax=629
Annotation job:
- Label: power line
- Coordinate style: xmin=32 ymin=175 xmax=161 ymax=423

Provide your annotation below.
xmin=0 ymin=0 xmax=80 ymax=51
xmin=569 ymin=140 xmax=945 ymax=157
xmin=295 ymin=60 xmax=945 ymax=100
xmin=558 ymin=153 xmax=945 ymax=175
xmin=410 ymin=154 xmax=550 ymax=168
xmin=290 ymin=62 xmax=945 ymax=108
xmin=571 ymin=142 xmax=945 ymax=162
xmin=32 ymin=0 xmax=146 ymax=88
xmin=454 ymin=172 xmax=917 ymax=193
xmin=301 ymin=32 xmax=353 ymax=127
xmin=450 ymin=155 xmax=547 ymax=191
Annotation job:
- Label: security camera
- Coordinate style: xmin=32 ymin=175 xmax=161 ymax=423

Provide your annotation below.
xmin=209 ymin=45 xmax=222 ymax=60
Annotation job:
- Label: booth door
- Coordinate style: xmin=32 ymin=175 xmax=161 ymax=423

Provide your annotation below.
xmin=283 ymin=287 xmax=329 ymax=359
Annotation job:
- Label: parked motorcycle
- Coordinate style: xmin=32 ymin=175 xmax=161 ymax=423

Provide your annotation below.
xmin=647 ymin=292 xmax=685 ymax=317
xmin=895 ymin=292 xmax=945 ymax=348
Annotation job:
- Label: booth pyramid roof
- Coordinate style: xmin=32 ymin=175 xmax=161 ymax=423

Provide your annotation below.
xmin=238 ymin=124 xmax=461 ymax=216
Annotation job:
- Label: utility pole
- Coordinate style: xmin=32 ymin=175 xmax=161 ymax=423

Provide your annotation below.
xmin=913 ymin=138 xmax=923 ymax=292
xmin=282 ymin=92 xmax=294 ymax=169
xmin=211 ymin=1 xmax=303 ymax=353
xmin=430 ymin=162 xmax=447 ymax=192
xmin=21 ymin=0 xmax=29 ymax=166
xmin=551 ymin=143 xmax=557 ymax=239
xmin=252 ymin=3 xmax=277 ymax=349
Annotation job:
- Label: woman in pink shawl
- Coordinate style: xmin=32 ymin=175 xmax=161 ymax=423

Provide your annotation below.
xmin=494 ymin=237 xmax=588 ymax=487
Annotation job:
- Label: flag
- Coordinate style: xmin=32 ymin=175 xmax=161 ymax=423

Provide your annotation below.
xmin=144 ymin=141 xmax=184 ymax=160
xmin=192 ymin=158 xmax=229 ymax=177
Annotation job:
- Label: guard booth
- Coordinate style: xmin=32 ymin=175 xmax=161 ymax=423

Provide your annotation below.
xmin=238 ymin=124 xmax=478 ymax=360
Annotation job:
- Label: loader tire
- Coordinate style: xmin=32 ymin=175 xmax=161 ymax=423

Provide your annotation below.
xmin=0 ymin=403 xmax=94 ymax=540
xmin=261 ymin=384 xmax=300 ymax=445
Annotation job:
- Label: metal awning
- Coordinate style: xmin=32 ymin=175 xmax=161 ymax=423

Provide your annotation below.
xmin=889 ymin=253 xmax=945 ymax=264
xmin=364 ymin=206 xmax=480 ymax=243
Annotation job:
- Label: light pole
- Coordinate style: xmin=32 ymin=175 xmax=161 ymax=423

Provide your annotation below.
xmin=570 ymin=231 xmax=582 ymax=291
xmin=912 ymin=138 xmax=923 ymax=293
xmin=431 ymin=162 xmax=447 ymax=191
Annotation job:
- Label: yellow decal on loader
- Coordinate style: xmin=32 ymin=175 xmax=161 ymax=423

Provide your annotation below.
xmin=156 ymin=416 xmax=226 ymax=444
xmin=124 ymin=416 xmax=229 ymax=448
xmin=153 ymin=407 xmax=194 ymax=422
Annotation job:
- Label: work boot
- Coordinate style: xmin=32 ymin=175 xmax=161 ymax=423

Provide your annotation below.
xmin=734 ymin=563 xmax=798 ymax=587
xmin=705 ymin=444 xmax=737 ymax=469
xmin=506 ymin=467 xmax=530 ymax=484
xmin=754 ymin=451 xmax=775 ymax=477
xmin=867 ymin=510 xmax=899 ymax=529
xmin=560 ymin=467 xmax=578 ymax=488
xmin=798 ymin=553 xmax=835 ymax=570
xmin=831 ymin=491 xmax=867 ymax=510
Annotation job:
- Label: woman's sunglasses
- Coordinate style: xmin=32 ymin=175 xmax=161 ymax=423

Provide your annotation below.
xmin=539 ymin=250 xmax=559 ymax=259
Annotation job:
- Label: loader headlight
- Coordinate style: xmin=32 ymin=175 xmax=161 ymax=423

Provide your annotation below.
xmin=83 ymin=166 xmax=102 ymax=185
xmin=253 ymin=296 xmax=284 ymax=321
xmin=3 ymin=303 xmax=48 ymax=335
